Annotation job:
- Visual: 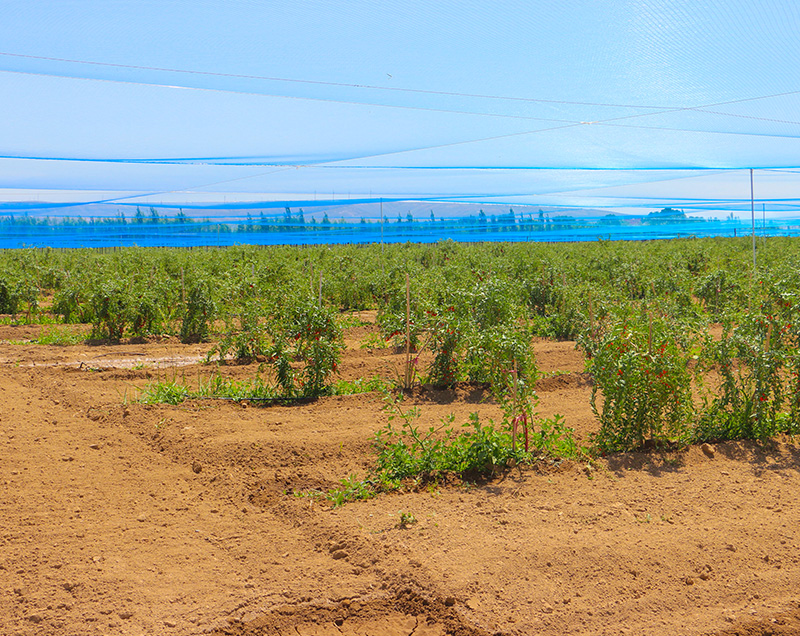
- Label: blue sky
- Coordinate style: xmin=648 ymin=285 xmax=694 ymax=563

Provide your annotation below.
xmin=2 ymin=0 xmax=800 ymax=216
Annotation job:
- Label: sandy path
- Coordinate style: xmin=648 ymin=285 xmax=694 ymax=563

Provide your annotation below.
xmin=2 ymin=328 xmax=800 ymax=635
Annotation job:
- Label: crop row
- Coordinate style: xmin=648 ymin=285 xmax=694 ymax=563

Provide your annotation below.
xmin=1 ymin=237 xmax=799 ymax=450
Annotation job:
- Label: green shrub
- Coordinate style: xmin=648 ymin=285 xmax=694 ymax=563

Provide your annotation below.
xmin=180 ymin=283 xmax=215 ymax=343
xmin=90 ymin=282 xmax=129 ymax=340
xmin=588 ymin=311 xmax=696 ymax=451
xmin=695 ymin=313 xmax=793 ymax=441
xmin=0 ymin=276 xmax=21 ymax=314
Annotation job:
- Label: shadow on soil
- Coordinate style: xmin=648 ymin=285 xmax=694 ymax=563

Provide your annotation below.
xmin=710 ymin=607 xmax=800 ymax=636
xmin=605 ymin=437 xmax=800 ymax=479
xmin=206 ymin=588 xmax=492 ymax=636
xmin=715 ymin=439 xmax=800 ymax=476
xmin=605 ymin=449 xmax=687 ymax=477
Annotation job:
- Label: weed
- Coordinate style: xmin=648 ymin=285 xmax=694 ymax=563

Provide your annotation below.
xmin=36 ymin=326 xmax=86 ymax=346
xmin=326 ymin=475 xmax=376 ymax=508
xmin=332 ymin=375 xmax=392 ymax=395
xmin=140 ymin=379 xmax=190 ymax=405
xmin=373 ymin=389 xmax=583 ymax=486
xmin=137 ymin=371 xmax=388 ymax=405
xmin=359 ymin=332 xmax=386 ymax=349
xmin=397 ymin=511 xmax=418 ymax=528
xmin=337 ymin=314 xmax=372 ymax=330
xmin=0 ymin=313 xmax=59 ymax=326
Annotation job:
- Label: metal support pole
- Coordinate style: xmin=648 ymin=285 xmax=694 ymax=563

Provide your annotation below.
xmin=750 ymin=168 xmax=756 ymax=273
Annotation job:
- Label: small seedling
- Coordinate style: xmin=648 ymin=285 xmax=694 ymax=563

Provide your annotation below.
xmin=398 ymin=511 xmax=417 ymax=528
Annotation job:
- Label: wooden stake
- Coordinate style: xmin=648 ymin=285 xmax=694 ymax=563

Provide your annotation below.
xmin=511 ymin=365 xmax=518 ymax=453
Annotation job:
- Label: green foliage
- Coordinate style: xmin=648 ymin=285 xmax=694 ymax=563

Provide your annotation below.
xmin=138 ymin=372 xmax=274 ymax=404
xmin=397 ymin=511 xmax=418 ymax=528
xmin=326 ymin=475 xmax=377 ymax=508
xmin=285 ymin=301 xmax=343 ymax=397
xmin=233 ymin=299 xmax=346 ymax=398
xmin=374 ymin=390 xmax=578 ymax=484
xmin=695 ymin=269 xmax=742 ymax=318
xmin=180 ymin=283 xmax=215 ymax=343
xmin=465 ymin=323 xmax=536 ymax=386
xmin=524 ymin=266 xmax=564 ymax=316
xmin=377 ymin=283 xmax=424 ymax=350
xmin=210 ymin=298 xmax=269 ymax=362
xmin=695 ymin=312 xmax=797 ymax=441
xmin=139 ymin=368 xmax=380 ymax=406
xmin=425 ymin=305 xmax=463 ymax=387
xmin=35 ymin=326 xmax=86 ymax=346
xmin=90 ymin=281 xmax=129 ymax=340
xmin=332 ymin=375 xmax=392 ymax=395
xmin=52 ymin=280 xmax=92 ymax=324
xmin=0 ymin=276 xmax=22 ymax=314
xmin=0 ymin=274 xmax=38 ymax=319
xmin=128 ymin=285 xmax=168 ymax=338
xmin=469 ymin=277 xmax=520 ymax=329
xmin=588 ymin=310 xmax=697 ymax=451
xmin=10 ymin=238 xmax=800 ymax=453
xmin=139 ymin=378 xmax=191 ymax=405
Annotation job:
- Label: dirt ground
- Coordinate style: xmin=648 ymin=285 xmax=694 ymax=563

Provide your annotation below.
xmin=2 ymin=318 xmax=800 ymax=636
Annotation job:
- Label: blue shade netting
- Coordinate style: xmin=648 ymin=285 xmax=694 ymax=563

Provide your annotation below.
xmin=1 ymin=0 xmax=800 ymax=245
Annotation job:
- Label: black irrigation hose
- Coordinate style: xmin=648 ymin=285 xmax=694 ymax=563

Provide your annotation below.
xmin=187 ymin=395 xmax=318 ymax=403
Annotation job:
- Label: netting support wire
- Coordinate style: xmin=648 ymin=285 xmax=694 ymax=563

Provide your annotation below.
xmin=750 ymin=168 xmax=756 ymax=273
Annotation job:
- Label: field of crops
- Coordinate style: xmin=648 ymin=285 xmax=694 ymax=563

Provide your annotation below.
xmin=3 ymin=237 xmax=800 ymax=636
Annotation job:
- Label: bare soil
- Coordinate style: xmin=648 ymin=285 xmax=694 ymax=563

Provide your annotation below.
xmin=2 ymin=319 xmax=800 ymax=636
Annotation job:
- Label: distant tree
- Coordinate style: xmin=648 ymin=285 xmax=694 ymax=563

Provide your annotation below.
xmin=600 ymin=214 xmax=622 ymax=226
xmin=135 ymin=207 xmax=145 ymax=224
xmin=148 ymin=207 xmax=159 ymax=224
xmin=651 ymin=207 xmax=685 ymax=217
xmin=506 ymin=208 xmax=516 ymax=229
